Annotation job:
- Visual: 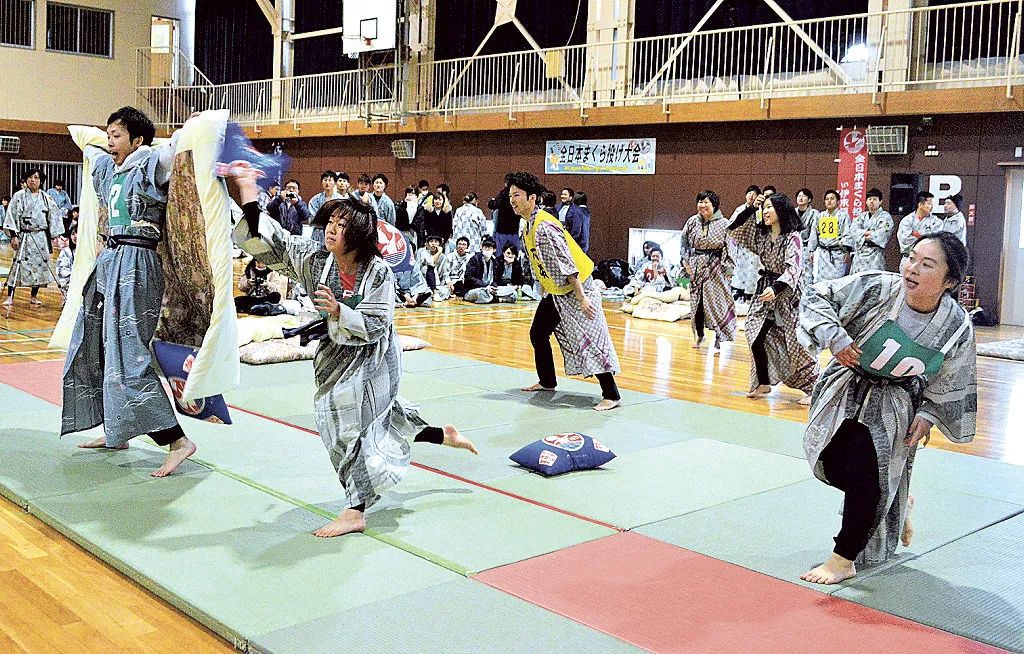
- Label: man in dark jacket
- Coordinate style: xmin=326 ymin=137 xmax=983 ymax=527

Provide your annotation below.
xmin=267 ymin=178 xmax=311 ymax=235
xmin=493 ymin=183 xmax=520 ymax=255
xmin=568 ymin=191 xmax=591 ymax=253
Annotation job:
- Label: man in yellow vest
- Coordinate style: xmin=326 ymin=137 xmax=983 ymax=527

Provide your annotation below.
xmin=511 ymin=171 xmax=622 ymax=411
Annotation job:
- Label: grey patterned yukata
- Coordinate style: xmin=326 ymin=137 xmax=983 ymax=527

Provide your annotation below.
xmin=235 ymin=212 xmax=425 ymax=510
xmin=3 ymin=188 xmax=63 ymax=288
xmin=728 ymin=203 xmax=761 ymax=296
xmin=799 ymin=272 xmax=976 ymax=564
xmin=848 ymin=209 xmax=894 ymax=274
xmin=681 ymin=211 xmax=737 ymax=342
xmin=806 ymin=209 xmax=852 ymax=282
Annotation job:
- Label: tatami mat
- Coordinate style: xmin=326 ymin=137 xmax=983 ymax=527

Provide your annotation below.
xmin=250 ymin=578 xmax=642 ymax=654
xmin=835 ymin=514 xmax=1024 ymax=653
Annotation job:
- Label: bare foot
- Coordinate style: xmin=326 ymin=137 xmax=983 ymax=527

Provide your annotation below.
xmin=521 ymin=383 xmax=556 ymax=392
xmin=746 ymin=384 xmax=772 ymax=398
xmin=151 ymin=437 xmax=197 ymax=477
xmin=441 ymin=424 xmax=478 ymax=455
xmin=593 ymin=399 xmax=621 ymax=411
xmin=313 ymin=508 xmax=366 ymax=537
xmin=29 ymin=298 xmax=42 ymax=307
xmin=800 ymin=553 xmax=857 ymax=585
xmin=77 ymin=436 xmax=128 ymax=450
xmin=902 ymin=493 xmax=915 ymax=547
xmin=797 ymin=394 xmax=812 ymax=406
xmin=691 ymin=336 xmax=705 ymax=349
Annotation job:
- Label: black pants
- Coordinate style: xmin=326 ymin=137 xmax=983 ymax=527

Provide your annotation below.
xmin=414 ymin=426 xmax=443 ymax=444
xmin=149 ymin=425 xmax=185 ymax=446
xmin=820 ymin=419 xmax=882 ymax=561
xmin=235 ymin=292 xmax=282 ymax=313
xmin=530 ymin=295 xmax=620 ymax=401
xmin=750 ymin=320 xmax=772 ymax=385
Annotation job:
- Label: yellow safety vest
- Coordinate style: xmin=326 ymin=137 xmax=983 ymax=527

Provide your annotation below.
xmin=523 ymin=209 xmax=594 ymax=295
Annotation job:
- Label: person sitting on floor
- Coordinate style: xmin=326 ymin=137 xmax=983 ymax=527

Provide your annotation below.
xmin=623 ymin=247 xmax=676 ymax=297
xmin=394 ymin=259 xmax=433 ymax=308
xmin=632 ymin=240 xmax=660 ymax=274
xmin=416 ymin=234 xmax=447 ymax=301
xmin=235 ymin=257 xmax=289 ymax=314
xmin=463 ymin=235 xmax=517 ymax=304
xmin=439 ymin=236 xmax=472 ymax=299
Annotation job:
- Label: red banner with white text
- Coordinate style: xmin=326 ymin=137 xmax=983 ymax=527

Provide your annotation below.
xmin=837 ymin=128 xmax=868 ymax=217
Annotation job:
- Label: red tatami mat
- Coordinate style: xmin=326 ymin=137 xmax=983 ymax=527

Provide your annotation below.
xmin=474 ymin=532 xmax=1005 ymax=653
xmin=0 ymin=358 xmax=64 ymax=406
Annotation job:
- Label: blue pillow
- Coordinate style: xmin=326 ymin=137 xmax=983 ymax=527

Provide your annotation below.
xmin=509 ymin=433 xmax=615 ymax=476
xmin=152 ymin=340 xmax=232 ymax=425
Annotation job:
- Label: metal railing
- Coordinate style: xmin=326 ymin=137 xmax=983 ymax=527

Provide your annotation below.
xmin=136 ymin=0 xmax=1024 ymax=130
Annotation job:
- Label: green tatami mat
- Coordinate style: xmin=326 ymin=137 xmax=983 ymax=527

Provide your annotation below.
xmin=0 ymin=409 xmax=209 ymax=506
xmin=616 ymin=397 xmax=808 ymax=458
xmin=397 ymin=372 xmax=483 ymax=402
xmin=400 ymin=349 xmax=490 ymax=373
xmin=835 ymin=514 xmax=1024 ymax=653
xmin=637 ymin=478 xmax=1024 ymax=594
xmin=28 ymin=471 xmax=459 ymax=646
xmin=415 ymin=394 xmax=577 ymax=431
xmin=911 ymin=447 xmax=1024 ymax=506
xmin=250 ymin=578 xmax=642 ymax=654
xmin=235 ymin=360 xmax=314 ymax=389
xmin=490 ymin=438 xmax=813 ymax=529
xmin=224 ymin=381 xmax=316 ymax=418
xmin=413 ymin=412 xmax=698 ymax=485
xmin=171 ymin=410 xmax=616 ymax=574
xmin=0 ymin=382 xmax=62 ymax=415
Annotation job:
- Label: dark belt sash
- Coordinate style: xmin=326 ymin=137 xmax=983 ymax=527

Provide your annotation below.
xmin=694 ymin=248 xmax=723 ymax=258
xmin=106 ymin=234 xmax=159 ymax=250
xmin=755 ymin=269 xmax=782 ymax=296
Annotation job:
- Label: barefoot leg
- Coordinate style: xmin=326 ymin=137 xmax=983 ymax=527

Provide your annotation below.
xmin=441 ymin=424 xmax=478 ymax=455
xmin=314 ymin=508 xmax=366 ymax=537
xmin=593 ymin=399 xmax=621 ymax=411
xmin=799 ymin=552 xmax=857 ymax=585
xmin=77 ymin=435 xmax=129 ymax=450
xmin=151 ymin=437 xmax=197 ymax=477
xmin=901 ymin=493 xmax=915 ymax=547
xmin=520 ymin=382 xmax=556 ymax=392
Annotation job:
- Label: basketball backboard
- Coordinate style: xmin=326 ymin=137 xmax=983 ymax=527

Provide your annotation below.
xmin=343 ymin=0 xmax=397 ymax=55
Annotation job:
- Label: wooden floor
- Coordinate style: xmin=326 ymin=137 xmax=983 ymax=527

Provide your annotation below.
xmin=1 ymin=244 xmax=1023 ymax=651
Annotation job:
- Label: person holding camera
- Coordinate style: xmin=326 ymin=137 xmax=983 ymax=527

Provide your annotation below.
xmin=267 ymin=178 xmax=310 ymax=235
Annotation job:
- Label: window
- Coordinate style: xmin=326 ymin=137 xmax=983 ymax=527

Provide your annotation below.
xmin=0 ymin=0 xmax=34 ymax=49
xmin=46 ymin=3 xmax=113 ymax=57
xmin=9 ymin=160 xmax=83 ymax=205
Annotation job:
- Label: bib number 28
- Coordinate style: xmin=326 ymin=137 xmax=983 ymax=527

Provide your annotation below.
xmin=818 ymin=217 xmax=839 ymax=239
xmin=867 ymin=338 xmax=926 ymax=376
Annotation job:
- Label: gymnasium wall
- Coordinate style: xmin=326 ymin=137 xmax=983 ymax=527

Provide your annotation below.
xmin=0 ymin=0 xmax=194 ymax=126
xmin=255 ymin=111 xmax=1022 ymax=317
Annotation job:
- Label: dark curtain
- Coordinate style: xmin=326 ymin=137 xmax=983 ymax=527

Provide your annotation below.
xmin=293 ymin=0 xmax=359 ymax=76
xmin=435 ymin=0 xmax=588 ymax=60
xmin=195 ymin=0 xmax=273 ymax=84
xmin=634 ymin=0 xmax=869 ymax=38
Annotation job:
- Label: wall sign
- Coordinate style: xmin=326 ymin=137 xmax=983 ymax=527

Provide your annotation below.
xmin=545 ymin=139 xmax=656 ymax=175
xmin=837 ymin=128 xmax=868 ymax=217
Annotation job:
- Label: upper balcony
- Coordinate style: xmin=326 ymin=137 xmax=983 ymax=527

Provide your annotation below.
xmin=136 ymin=0 xmax=1024 ymax=131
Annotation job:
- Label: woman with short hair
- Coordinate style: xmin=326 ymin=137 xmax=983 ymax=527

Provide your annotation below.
xmin=798 ymin=232 xmax=975 ymax=584
xmin=681 ymin=190 xmax=736 ymax=350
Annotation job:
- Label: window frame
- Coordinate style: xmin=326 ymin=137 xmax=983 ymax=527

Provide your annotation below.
xmin=0 ymin=0 xmax=36 ymax=50
xmin=45 ymin=1 xmax=115 ymax=59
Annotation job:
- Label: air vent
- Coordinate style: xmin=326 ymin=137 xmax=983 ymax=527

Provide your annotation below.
xmin=391 ymin=139 xmax=415 ymax=159
xmin=865 ymin=125 xmax=908 ymax=155
xmin=0 ymin=136 xmax=20 ymax=154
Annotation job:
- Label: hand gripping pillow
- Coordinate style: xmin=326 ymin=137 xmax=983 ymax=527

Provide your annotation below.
xmin=509 ymin=433 xmax=615 ymax=476
xmin=153 ymin=340 xmax=232 ymax=424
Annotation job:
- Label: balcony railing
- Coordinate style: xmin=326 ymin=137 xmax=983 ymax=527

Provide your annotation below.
xmin=137 ymin=0 xmax=1024 ymax=131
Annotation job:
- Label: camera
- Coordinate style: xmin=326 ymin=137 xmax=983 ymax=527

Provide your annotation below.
xmin=285 ymin=192 xmax=298 ymax=200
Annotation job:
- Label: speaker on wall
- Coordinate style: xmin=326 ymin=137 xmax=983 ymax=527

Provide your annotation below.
xmin=889 ymin=173 xmax=924 ymax=217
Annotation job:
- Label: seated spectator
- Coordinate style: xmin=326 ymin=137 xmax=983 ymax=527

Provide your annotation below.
xmin=464 ymin=236 xmax=518 ymax=304
xmin=624 ymin=247 xmax=676 ymax=297
xmin=394 ymin=262 xmax=433 ymax=308
xmin=416 ymin=235 xmax=446 ymax=298
xmin=439 ymin=236 xmax=472 ymax=299
xmin=235 ymin=258 xmax=289 ymax=314
xmin=632 ymin=240 xmax=660 ymax=274
xmin=56 ymin=224 xmax=77 ymax=295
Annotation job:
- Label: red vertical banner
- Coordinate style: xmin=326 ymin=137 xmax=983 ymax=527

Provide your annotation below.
xmin=837 ymin=128 xmax=869 ymax=217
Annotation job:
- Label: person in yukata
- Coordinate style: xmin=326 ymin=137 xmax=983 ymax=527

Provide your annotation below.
xmin=681 ymin=190 xmax=736 ymax=351
xmin=729 ymin=192 xmax=819 ymax=405
xmin=848 ymin=188 xmax=894 ymax=274
xmin=232 ymin=185 xmax=478 ymax=537
xmin=798 ymin=232 xmax=975 ymax=584
xmin=806 ymin=189 xmax=852 ymax=283
xmin=940 ymin=194 xmax=967 ymax=246
xmin=451 ymin=192 xmax=488 ymax=254
xmin=896 ymin=191 xmax=944 ymax=268
xmin=512 ymin=171 xmax=622 ymax=411
xmin=62 ymin=107 xmax=196 ymax=477
xmin=416 ymin=235 xmax=446 ymax=300
xmin=729 ymin=185 xmax=763 ymax=303
xmin=3 ymin=168 xmax=63 ymax=310
xmin=56 ymin=224 xmax=78 ymax=295
xmin=439 ymin=236 xmax=473 ymax=298
xmin=623 ymin=247 xmax=675 ymax=298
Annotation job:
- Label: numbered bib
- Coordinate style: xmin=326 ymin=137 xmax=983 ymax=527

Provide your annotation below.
xmin=108 ymin=171 xmax=131 ymax=227
xmin=857 ymin=320 xmax=944 ymax=379
xmin=818 ymin=216 xmax=839 ymax=239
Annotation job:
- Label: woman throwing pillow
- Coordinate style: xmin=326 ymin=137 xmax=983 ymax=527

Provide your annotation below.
xmin=797 ymin=232 xmax=975 ymax=584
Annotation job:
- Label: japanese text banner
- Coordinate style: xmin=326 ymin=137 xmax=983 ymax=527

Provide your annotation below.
xmin=837 ymin=128 xmax=868 ymax=217
xmin=546 ymin=138 xmax=656 ymax=175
